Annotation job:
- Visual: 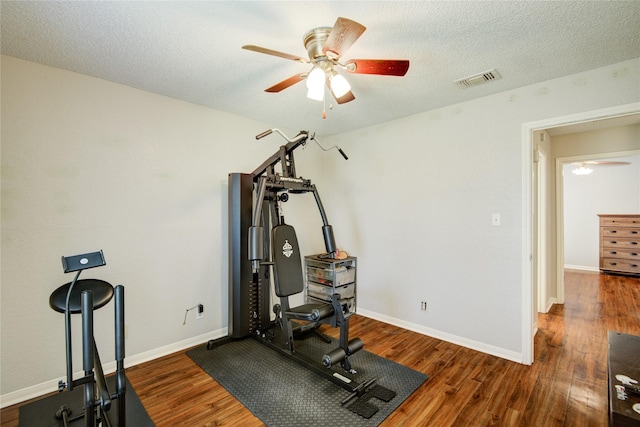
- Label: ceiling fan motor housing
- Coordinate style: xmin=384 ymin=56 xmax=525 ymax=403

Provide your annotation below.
xmin=304 ymin=27 xmax=332 ymax=60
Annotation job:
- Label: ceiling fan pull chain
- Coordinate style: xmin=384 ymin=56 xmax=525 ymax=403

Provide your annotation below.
xmin=322 ymin=93 xmax=327 ymax=119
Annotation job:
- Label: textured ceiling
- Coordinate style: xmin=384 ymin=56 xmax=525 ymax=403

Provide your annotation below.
xmin=2 ymin=1 xmax=640 ymax=136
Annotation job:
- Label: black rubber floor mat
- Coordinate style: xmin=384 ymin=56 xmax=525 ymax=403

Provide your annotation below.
xmin=187 ymin=335 xmax=428 ymax=426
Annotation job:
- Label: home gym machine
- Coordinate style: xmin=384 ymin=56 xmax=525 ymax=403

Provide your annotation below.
xmin=208 ymin=128 xmax=398 ymax=418
xmin=216 ymin=128 xmax=384 ymax=398
xmin=48 ymin=250 xmax=126 ymax=427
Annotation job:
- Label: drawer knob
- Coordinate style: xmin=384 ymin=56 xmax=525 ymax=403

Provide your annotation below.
xmin=632 ymin=264 xmax=638 ymax=268
xmin=631 ymin=231 xmax=638 ymax=234
xmin=632 ymin=253 xmax=638 ymax=257
xmin=632 ymin=242 xmax=638 ymax=245
xmin=609 ymin=251 xmax=617 ymax=255
xmin=609 ymin=262 xmax=617 ymax=266
xmin=610 ymin=230 xmax=617 ymax=233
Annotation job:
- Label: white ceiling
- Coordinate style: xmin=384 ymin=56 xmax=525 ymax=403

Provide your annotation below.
xmin=2 ymin=1 xmax=640 ymax=136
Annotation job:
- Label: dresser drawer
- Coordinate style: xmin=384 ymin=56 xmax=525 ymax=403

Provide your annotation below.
xmin=601 ymin=237 xmax=640 ymax=250
xmin=601 ymin=226 xmax=640 ymax=238
xmin=601 ymin=258 xmax=640 ymax=274
xmin=600 ymin=247 xmax=640 ymax=261
xmin=600 ymin=216 xmax=640 ymax=227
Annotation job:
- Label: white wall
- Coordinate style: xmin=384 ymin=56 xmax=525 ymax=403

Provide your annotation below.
xmin=563 ymin=149 xmax=640 ymax=270
xmin=2 ymin=54 xmax=639 ymax=404
xmin=318 ymin=58 xmax=640 ymax=359
xmin=0 ymin=55 xmax=320 ymax=401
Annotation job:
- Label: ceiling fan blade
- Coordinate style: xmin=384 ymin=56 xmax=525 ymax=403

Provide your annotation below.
xmin=335 ymin=90 xmax=355 ymax=104
xmin=344 ymin=59 xmax=410 ymax=76
xmin=265 ymin=74 xmax=306 ymax=92
xmin=331 ymin=88 xmax=355 ymax=104
xmin=242 ymin=45 xmax=308 ymax=63
xmin=323 ymin=17 xmax=366 ymax=59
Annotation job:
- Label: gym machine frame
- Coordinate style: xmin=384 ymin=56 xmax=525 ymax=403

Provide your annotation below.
xmin=222 ymin=129 xmax=371 ymax=394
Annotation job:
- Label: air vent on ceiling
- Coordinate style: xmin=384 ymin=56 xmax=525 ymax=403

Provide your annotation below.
xmin=454 ymin=69 xmax=501 ymax=88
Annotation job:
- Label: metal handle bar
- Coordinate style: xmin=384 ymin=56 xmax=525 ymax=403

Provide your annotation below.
xmin=255 ymin=129 xmax=348 ymax=160
xmin=255 ymin=128 xmax=308 ymax=143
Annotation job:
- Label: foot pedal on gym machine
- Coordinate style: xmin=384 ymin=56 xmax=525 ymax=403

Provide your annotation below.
xmin=340 ymin=377 xmax=397 ymax=419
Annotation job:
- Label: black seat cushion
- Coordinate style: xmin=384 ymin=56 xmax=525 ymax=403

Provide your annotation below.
xmin=287 ymin=302 xmax=334 ymax=321
xmin=49 ymin=279 xmax=114 ymax=313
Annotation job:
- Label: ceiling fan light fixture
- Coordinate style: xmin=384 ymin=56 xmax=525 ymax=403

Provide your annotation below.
xmin=329 ymin=72 xmax=351 ymax=98
xmin=572 ymin=165 xmax=593 ymax=175
xmin=306 ymin=85 xmax=324 ymax=101
xmin=306 ymin=66 xmax=325 ymax=101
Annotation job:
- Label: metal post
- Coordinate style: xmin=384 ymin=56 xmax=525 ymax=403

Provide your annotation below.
xmin=81 ymin=290 xmax=95 ymax=427
xmin=228 ymin=173 xmax=254 ymax=338
xmin=114 ymin=285 xmax=126 ymax=426
xmin=64 ymin=270 xmax=82 ymax=391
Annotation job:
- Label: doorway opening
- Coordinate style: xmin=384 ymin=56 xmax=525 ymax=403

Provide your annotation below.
xmin=521 ymin=102 xmax=640 ymax=365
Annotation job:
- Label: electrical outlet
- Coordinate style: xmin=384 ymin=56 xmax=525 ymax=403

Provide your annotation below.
xmin=196 ymin=304 xmax=204 ymax=320
xmin=421 ymin=301 xmax=427 ymax=311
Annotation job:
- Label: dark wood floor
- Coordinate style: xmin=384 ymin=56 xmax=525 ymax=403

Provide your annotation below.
xmin=3 ymin=270 xmax=639 ymax=426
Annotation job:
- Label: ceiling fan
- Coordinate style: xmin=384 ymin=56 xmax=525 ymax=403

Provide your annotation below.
xmin=570 ymin=160 xmax=630 ymax=175
xmin=242 ymin=17 xmax=410 ymax=107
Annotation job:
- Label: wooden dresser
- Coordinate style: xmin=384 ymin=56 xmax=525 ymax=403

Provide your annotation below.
xmin=599 ymin=214 xmax=640 ymax=276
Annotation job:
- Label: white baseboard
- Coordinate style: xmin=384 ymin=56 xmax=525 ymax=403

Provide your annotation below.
xmin=537 ymin=297 xmax=558 ymax=314
xmin=564 ymin=264 xmax=599 ymax=272
xmin=0 ymin=327 xmax=227 ymax=409
xmin=356 ymin=309 xmax=524 ymax=364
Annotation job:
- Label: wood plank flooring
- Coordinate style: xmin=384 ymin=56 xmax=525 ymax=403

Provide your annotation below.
xmin=2 ymin=270 xmax=639 ymax=426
